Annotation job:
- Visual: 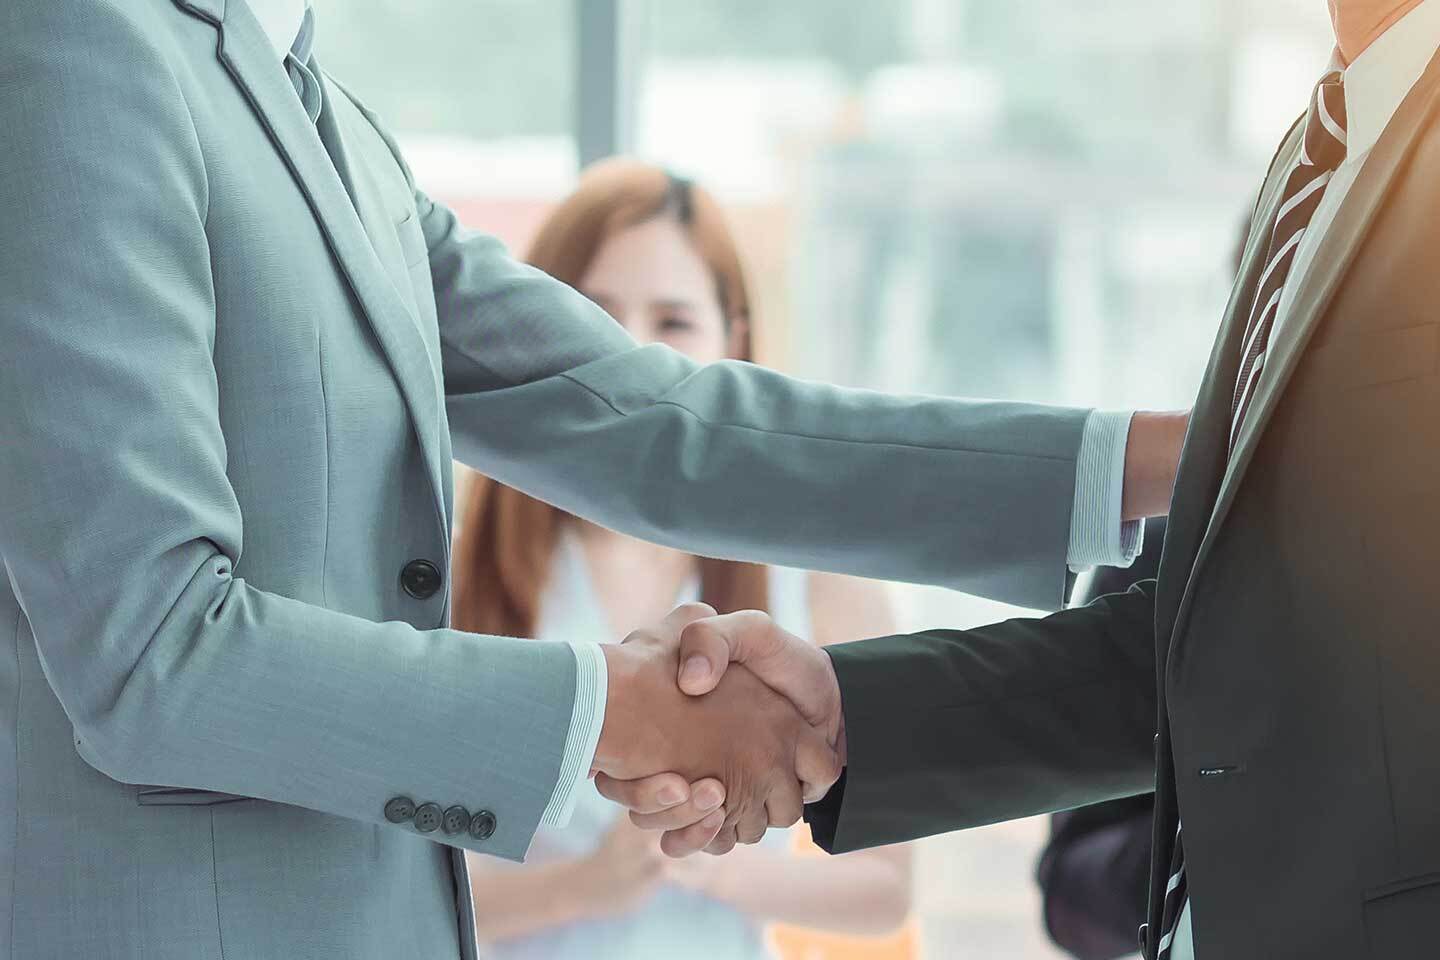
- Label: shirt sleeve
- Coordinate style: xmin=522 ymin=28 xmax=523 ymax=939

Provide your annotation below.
xmin=538 ymin=641 xmax=609 ymax=827
xmin=1066 ymin=410 xmax=1144 ymax=572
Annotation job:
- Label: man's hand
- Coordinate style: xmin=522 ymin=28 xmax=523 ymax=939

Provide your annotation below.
xmin=596 ymin=608 xmax=845 ymax=856
xmin=591 ymin=604 xmax=842 ymax=858
xmin=675 ymin=610 xmax=844 ymax=760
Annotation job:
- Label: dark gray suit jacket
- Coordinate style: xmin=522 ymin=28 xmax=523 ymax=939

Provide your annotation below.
xmin=808 ymin=48 xmax=1440 ymax=960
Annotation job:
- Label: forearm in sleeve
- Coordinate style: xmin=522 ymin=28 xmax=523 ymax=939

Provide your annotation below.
xmin=419 ymin=195 xmax=1093 ymax=611
xmin=806 ymin=582 xmax=1159 ymax=853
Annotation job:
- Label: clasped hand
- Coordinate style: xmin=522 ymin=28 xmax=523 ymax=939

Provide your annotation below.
xmin=590 ymin=603 xmax=844 ymax=857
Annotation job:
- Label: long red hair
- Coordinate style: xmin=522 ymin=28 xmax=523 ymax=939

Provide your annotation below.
xmin=451 ymin=158 xmax=769 ymax=638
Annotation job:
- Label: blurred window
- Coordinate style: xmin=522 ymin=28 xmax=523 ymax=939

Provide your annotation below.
xmin=312 ymin=0 xmax=577 ymax=248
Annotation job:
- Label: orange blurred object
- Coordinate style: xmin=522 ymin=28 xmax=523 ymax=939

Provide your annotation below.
xmin=765 ymin=832 xmax=918 ymax=960
xmin=768 ymin=923 xmax=919 ymax=960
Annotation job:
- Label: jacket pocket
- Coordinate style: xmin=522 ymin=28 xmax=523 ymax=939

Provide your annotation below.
xmin=1363 ymin=871 xmax=1440 ymax=957
xmin=136 ymin=786 xmax=249 ymax=806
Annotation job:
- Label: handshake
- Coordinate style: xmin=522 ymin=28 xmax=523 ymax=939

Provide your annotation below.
xmin=590 ymin=603 xmax=845 ymax=857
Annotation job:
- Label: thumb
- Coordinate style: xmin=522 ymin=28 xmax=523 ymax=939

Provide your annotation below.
xmin=676 ymin=613 xmax=751 ymax=696
xmin=676 ymin=610 xmax=795 ymax=698
xmin=681 ymin=611 xmax=839 ymax=733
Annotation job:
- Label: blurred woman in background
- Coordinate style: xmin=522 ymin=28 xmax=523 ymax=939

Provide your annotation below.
xmin=454 ymin=158 xmax=912 ymax=959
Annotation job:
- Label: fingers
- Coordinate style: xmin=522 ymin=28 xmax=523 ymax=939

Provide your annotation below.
xmin=659 ymin=808 xmax=727 ymax=858
xmin=676 ymin=610 xmax=778 ymax=696
xmin=703 ymin=825 xmax=739 ymax=856
xmin=794 ymin=726 xmax=843 ymax=803
xmin=654 ymin=777 xmax=804 ymax=853
xmin=659 ymin=601 xmax=718 ymax=638
xmin=735 ymin=803 xmax=769 ymax=845
xmin=618 ymin=602 xmax=717 ymax=652
xmin=593 ymin=772 xmax=692 ymax=815
xmin=764 ymin=778 xmax=804 ymax=829
xmin=629 ymin=778 xmax=725 ymax=831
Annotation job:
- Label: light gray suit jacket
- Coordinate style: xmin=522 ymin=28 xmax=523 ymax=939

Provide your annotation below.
xmin=0 ymin=1 xmax=1094 ymax=957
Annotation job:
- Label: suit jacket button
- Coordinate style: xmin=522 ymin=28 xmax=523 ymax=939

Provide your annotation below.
xmin=400 ymin=559 xmax=442 ymax=599
xmin=469 ymin=810 xmax=497 ymax=841
xmin=442 ymin=805 xmax=470 ymax=836
xmin=413 ymin=802 xmax=443 ymax=833
xmin=1138 ymin=922 xmax=1150 ymax=956
xmin=383 ymin=796 xmax=416 ymax=824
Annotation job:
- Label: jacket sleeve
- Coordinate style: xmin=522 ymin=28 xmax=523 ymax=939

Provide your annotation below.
xmin=805 ymin=582 xmax=1159 ymax=852
xmin=416 ymin=194 xmax=1094 ymax=611
xmin=0 ymin=0 xmax=573 ymax=863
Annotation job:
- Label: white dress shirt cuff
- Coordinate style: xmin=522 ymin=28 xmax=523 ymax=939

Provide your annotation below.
xmin=538 ymin=641 xmax=608 ymax=828
xmin=1067 ymin=409 xmax=1144 ymax=572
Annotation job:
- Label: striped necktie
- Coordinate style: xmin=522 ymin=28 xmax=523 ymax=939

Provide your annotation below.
xmin=1229 ymin=71 xmax=1347 ymax=450
xmin=1157 ymin=72 xmax=1347 ymax=960
xmin=1155 ymin=823 xmax=1188 ymax=958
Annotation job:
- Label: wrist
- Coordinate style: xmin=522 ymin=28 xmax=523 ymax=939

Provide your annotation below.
xmin=594 ymin=645 xmax=633 ymax=773
xmin=594 ymin=643 xmax=664 ymax=777
xmin=1121 ymin=410 xmax=1188 ymax=520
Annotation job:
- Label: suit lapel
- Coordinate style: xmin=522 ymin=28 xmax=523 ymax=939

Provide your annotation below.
xmin=1155 ymin=118 xmax=1305 ymax=639
xmin=1167 ymin=49 xmax=1440 ymax=665
xmin=174 ymin=0 xmax=448 ymax=530
xmin=314 ymin=75 xmax=432 ymax=335
xmin=1213 ymin=51 xmax=1440 ymax=533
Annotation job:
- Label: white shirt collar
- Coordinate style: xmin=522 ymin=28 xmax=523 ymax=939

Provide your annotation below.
xmin=244 ymin=0 xmax=310 ymax=60
xmin=1340 ymin=0 xmax=1440 ymax=158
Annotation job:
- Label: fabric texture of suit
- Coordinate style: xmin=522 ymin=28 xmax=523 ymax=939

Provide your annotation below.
xmin=0 ymin=1 xmax=1106 ymax=957
xmin=808 ymin=47 xmax=1440 ymax=960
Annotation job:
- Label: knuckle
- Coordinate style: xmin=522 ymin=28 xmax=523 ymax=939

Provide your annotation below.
xmin=677 ymin=629 xmax=709 ymax=653
xmin=770 ymin=802 xmax=801 ymax=827
xmin=675 ymin=601 xmax=716 ymax=620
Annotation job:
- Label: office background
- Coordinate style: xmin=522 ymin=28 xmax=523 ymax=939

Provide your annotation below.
xmin=311 ymin=1 xmax=1332 ymax=956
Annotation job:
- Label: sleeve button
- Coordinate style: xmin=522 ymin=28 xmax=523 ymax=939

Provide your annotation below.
xmin=383 ymin=796 xmax=417 ymax=824
xmin=468 ymin=810 xmax=497 ymax=841
xmin=413 ymin=802 xmax=443 ymax=833
xmin=442 ymin=805 xmax=470 ymax=836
